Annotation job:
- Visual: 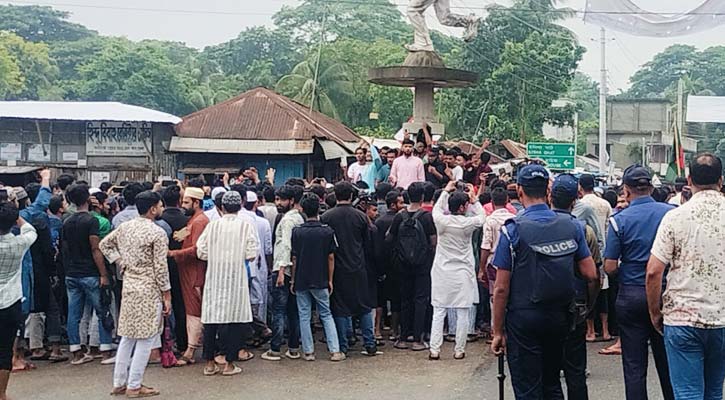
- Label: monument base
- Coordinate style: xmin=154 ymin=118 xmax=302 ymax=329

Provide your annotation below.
xmin=404 ymin=51 xmax=445 ymax=68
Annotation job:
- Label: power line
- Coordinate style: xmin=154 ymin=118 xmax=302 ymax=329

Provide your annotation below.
xmin=7 ymin=0 xmax=725 ymax=17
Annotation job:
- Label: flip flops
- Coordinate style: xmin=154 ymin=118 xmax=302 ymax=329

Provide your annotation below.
xmin=238 ymin=350 xmax=255 ymax=362
xmin=126 ymin=385 xmax=160 ymax=398
xmin=49 ymin=354 xmax=69 ymax=363
xmin=598 ymin=346 xmax=622 ymax=356
xmin=203 ymin=365 xmax=221 ymax=376
xmin=222 ymin=366 xmax=243 ymax=376
xmin=70 ymin=354 xmax=94 ymax=365
xmin=176 ymin=355 xmax=196 ymax=366
xmin=30 ymin=352 xmax=50 ymax=361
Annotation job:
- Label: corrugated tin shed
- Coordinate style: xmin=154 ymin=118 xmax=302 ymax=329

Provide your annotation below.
xmin=0 ymin=101 xmax=181 ymax=124
xmin=174 ymin=87 xmax=360 ymax=152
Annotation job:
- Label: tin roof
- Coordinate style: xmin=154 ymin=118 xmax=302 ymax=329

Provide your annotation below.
xmin=175 ymin=87 xmax=361 ymax=147
xmin=0 ymin=101 xmax=181 ymax=124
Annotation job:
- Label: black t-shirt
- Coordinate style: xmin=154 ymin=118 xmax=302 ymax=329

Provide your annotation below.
xmin=291 ymin=221 xmax=337 ymax=292
xmin=387 ymin=208 xmax=437 ymax=252
xmin=61 ymin=211 xmax=100 ymax=278
xmin=425 ymin=159 xmax=450 ymax=189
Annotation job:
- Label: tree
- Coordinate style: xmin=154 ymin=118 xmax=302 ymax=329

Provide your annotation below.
xmin=201 ymin=27 xmax=300 ymax=79
xmin=627 ymin=45 xmax=699 ymax=98
xmin=0 ymin=46 xmax=23 ymax=99
xmin=276 ymin=56 xmax=353 ymax=120
xmin=0 ymin=31 xmax=60 ymax=100
xmin=272 ymin=0 xmax=411 ymax=45
xmin=0 ymin=5 xmax=96 ymax=42
xmin=76 ymin=40 xmax=193 ymax=115
xmin=441 ymin=0 xmax=584 ymax=142
xmin=567 ymin=72 xmax=599 ymax=122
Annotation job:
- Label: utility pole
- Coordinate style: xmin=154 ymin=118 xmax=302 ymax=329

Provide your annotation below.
xmin=598 ymin=27 xmax=608 ymax=173
xmin=676 ymin=78 xmax=684 ymax=176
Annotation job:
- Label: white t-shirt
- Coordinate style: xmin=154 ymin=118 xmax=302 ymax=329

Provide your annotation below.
xmin=347 ymin=162 xmax=369 ymax=183
xmin=451 ymin=166 xmax=463 ymax=181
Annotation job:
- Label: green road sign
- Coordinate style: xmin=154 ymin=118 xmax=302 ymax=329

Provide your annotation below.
xmin=526 ymin=142 xmax=576 ymax=170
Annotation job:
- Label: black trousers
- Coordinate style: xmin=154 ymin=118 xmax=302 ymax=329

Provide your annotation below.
xmin=507 ymin=309 xmax=569 ymax=400
xmin=0 ymin=301 xmax=21 ymax=371
xmin=616 ymin=285 xmax=674 ymax=400
xmin=202 ymin=323 xmax=244 ymax=363
xmin=400 ymin=267 xmax=431 ymax=342
xmin=562 ymin=322 xmax=588 ymax=400
xmin=168 ymin=259 xmax=188 ymax=352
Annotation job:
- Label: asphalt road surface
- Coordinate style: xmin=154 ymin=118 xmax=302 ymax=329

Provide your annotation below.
xmin=10 ymin=341 xmax=667 ymax=400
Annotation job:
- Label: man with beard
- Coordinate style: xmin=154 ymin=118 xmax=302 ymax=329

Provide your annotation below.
xmin=321 ymin=181 xmax=378 ymax=357
xmin=376 ymin=149 xmax=397 ymax=185
xmin=168 ymin=187 xmax=209 ymax=366
xmin=425 ymin=147 xmax=450 ymax=189
xmin=261 ymin=185 xmax=305 ymax=361
xmin=101 ymin=191 xmax=171 ymax=398
xmin=389 ymin=139 xmax=425 ymax=190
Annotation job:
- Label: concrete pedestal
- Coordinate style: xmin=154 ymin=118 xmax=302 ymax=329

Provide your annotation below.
xmin=368 ymin=51 xmax=478 ymax=127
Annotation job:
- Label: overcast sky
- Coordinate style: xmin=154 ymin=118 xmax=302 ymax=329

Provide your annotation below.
xmin=5 ymin=0 xmax=725 ymax=92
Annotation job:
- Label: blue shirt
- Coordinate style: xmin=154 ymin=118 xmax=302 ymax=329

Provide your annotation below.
xmin=17 ymin=186 xmax=52 ymax=314
xmin=376 ymin=164 xmax=391 ymax=184
xmin=604 ymin=196 xmax=674 ymax=286
xmin=493 ymin=203 xmax=590 ymax=271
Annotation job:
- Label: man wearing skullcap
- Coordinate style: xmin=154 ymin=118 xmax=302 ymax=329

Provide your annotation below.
xmin=168 ymin=186 xmax=209 ymax=366
xmin=196 ymin=191 xmax=258 ymax=376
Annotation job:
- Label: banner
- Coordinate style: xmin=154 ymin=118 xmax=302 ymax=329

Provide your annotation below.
xmin=86 ymin=121 xmax=152 ymax=157
xmin=584 ymin=0 xmax=725 ymax=37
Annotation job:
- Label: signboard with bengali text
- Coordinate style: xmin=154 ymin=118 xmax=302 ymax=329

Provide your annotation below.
xmin=85 ymin=121 xmax=152 ymax=157
xmin=526 ymin=142 xmax=576 ymax=170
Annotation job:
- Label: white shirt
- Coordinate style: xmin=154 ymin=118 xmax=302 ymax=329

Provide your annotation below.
xmin=668 ymin=192 xmax=682 ymax=206
xmin=204 ymin=207 xmax=221 ymax=223
xmin=430 ymin=192 xmax=486 ymax=308
xmin=451 ymin=166 xmax=464 ymax=181
xmin=651 ymin=190 xmax=725 ymax=328
xmin=196 ymin=214 xmax=258 ymax=324
xmin=581 ymin=193 xmax=612 ymax=238
xmin=0 ymin=224 xmax=37 ymax=309
xmin=347 ymin=162 xmax=369 ymax=183
xmin=481 ymin=208 xmax=515 ymax=265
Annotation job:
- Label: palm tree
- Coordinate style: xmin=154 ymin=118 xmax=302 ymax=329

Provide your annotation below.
xmin=275 ymin=56 xmax=353 ymax=120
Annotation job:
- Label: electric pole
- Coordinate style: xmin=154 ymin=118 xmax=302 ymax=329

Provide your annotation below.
xmin=598 ymin=27 xmax=608 ymax=173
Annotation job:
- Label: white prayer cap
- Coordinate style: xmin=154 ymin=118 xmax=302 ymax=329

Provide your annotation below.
xmin=246 ymin=191 xmax=258 ymax=203
xmin=211 ymin=186 xmax=227 ymax=200
xmin=89 ymin=188 xmax=101 ymax=195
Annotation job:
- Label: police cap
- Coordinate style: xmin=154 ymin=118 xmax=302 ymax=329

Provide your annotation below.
xmin=623 ymin=164 xmax=652 ymax=187
xmin=517 ymin=164 xmax=549 ymax=187
xmin=552 ymin=174 xmax=579 ymax=198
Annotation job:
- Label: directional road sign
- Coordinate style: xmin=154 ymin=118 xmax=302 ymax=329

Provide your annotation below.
xmin=526 ymin=142 xmax=576 ymax=170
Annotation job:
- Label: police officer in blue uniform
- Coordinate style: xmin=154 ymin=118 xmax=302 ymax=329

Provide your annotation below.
xmin=550 ymin=174 xmax=601 ymax=400
xmin=603 ymin=165 xmax=674 ymax=400
xmin=491 ymin=165 xmax=599 ymax=400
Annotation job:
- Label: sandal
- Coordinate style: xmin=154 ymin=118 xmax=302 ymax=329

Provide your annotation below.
xmin=110 ymin=386 xmax=126 ymax=396
xmin=203 ymin=365 xmax=221 ymax=376
xmin=30 ymin=351 xmax=51 ymax=361
xmin=176 ymin=355 xmax=196 ymax=366
xmin=238 ymin=350 xmax=255 ymax=362
xmin=598 ymin=346 xmax=622 ymax=356
xmin=222 ymin=365 xmax=243 ymax=376
xmin=126 ymin=385 xmax=160 ymax=398
xmin=49 ymin=354 xmax=69 ymax=363
xmin=428 ymin=352 xmax=440 ymax=361
xmin=454 ymin=352 xmax=466 ymax=360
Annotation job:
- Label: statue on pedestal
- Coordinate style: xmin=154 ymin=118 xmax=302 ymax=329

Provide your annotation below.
xmin=406 ymin=0 xmax=481 ymax=52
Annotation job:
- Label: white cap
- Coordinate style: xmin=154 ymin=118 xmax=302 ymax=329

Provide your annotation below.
xmin=211 ymin=186 xmax=227 ymax=200
xmin=89 ymin=188 xmax=101 ymax=195
xmin=246 ymin=191 xmax=258 ymax=203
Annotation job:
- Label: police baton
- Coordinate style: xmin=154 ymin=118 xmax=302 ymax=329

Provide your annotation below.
xmin=497 ymin=353 xmax=506 ymax=400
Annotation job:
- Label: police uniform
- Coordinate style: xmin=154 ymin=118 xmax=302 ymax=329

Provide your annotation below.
xmin=493 ymin=166 xmax=591 ymax=400
xmin=603 ymin=165 xmax=675 ymax=400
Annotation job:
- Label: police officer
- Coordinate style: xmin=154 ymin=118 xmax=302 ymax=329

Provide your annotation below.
xmin=550 ymin=174 xmax=603 ymax=400
xmin=603 ymin=165 xmax=674 ymax=400
xmin=490 ymin=165 xmax=598 ymax=400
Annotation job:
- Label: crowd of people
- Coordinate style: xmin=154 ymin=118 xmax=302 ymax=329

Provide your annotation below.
xmin=0 ymin=132 xmax=724 ymax=400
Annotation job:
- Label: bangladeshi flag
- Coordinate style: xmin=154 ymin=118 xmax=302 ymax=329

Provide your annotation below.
xmin=665 ymin=128 xmax=686 ymax=181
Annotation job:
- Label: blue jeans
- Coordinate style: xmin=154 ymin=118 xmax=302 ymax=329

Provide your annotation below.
xmin=296 ymin=288 xmax=339 ymax=354
xmin=270 ymin=272 xmax=299 ymax=353
xmin=66 ymin=276 xmax=113 ymax=352
xmin=334 ymin=310 xmax=375 ymax=354
xmin=665 ymin=325 xmax=725 ymax=400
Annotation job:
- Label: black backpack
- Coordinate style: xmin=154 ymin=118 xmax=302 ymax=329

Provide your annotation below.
xmin=396 ymin=210 xmax=430 ymax=266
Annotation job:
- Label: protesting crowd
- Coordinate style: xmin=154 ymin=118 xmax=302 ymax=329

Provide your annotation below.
xmin=0 ymin=130 xmax=724 ymax=400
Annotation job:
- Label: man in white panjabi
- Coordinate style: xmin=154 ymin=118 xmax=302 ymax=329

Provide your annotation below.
xmin=407 ymin=0 xmax=480 ymax=52
xmin=196 ymin=191 xmax=258 ymax=377
xmin=429 ymin=181 xmax=485 ymax=360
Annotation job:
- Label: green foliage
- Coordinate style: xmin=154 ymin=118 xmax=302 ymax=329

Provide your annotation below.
xmin=0 ymin=5 xmax=95 ymax=42
xmin=442 ymin=0 xmax=584 ymax=142
xmin=0 ymin=31 xmax=59 ymax=100
xmin=0 ymin=45 xmax=23 ymax=98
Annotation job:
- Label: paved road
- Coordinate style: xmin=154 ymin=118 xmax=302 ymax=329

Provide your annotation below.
xmin=10 ymin=341 xmax=666 ymax=400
